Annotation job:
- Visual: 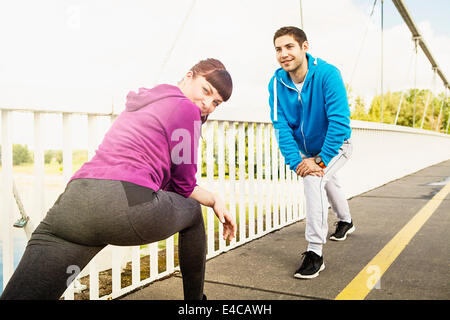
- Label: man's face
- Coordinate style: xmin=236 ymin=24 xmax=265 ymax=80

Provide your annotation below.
xmin=274 ymin=35 xmax=308 ymax=73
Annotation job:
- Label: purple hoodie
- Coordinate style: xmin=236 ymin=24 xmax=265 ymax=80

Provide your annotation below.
xmin=70 ymin=84 xmax=202 ymax=198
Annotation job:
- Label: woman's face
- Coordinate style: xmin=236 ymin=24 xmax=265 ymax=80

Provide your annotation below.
xmin=180 ymin=71 xmax=223 ymax=117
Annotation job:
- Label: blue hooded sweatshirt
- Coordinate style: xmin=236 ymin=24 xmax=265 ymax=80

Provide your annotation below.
xmin=268 ymin=52 xmax=351 ymax=171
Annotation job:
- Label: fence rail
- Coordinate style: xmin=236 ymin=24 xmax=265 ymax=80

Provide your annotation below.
xmin=1 ymin=106 xmax=450 ymax=300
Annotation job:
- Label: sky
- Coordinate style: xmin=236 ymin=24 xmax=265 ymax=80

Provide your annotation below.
xmin=0 ymin=0 xmax=449 ymax=149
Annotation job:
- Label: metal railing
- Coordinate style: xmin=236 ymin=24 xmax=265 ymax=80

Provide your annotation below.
xmin=1 ymin=106 xmax=450 ymax=299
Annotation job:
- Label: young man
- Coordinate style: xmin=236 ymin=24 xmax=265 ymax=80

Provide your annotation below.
xmin=268 ymin=26 xmax=354 ymax=279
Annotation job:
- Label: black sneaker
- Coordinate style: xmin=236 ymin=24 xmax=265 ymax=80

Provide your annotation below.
xmin=294 ymin=251 xmax=325 ymax=279
xmin=329 ymin=220 xmax=355 ymax=241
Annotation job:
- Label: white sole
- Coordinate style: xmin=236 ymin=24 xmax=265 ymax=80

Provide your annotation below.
xmin=294 ymin=263 xmax=325 ymax=279
xmin=329 ymin=225 xmax=355 ymax=241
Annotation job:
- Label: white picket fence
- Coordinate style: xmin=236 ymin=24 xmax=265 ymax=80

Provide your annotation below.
xmin=1 ymin=106 xmax=450 ymax=300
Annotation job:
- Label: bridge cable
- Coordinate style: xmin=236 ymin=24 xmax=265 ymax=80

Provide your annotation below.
xmin=435 ymin=87 xmax=447 ymax=131
xmin=430 ymin=69 xmax=437 ymax=129
xmin=420 ymin=68 xmax=437 ymax=129
xmin=153 ymin=0 xmax=197 ymax=85
xmin=446 ymin=93 xmax=450 ymax=134
xmin=412 ymin=37 xmax=419 ymax=127
xmin=347 ymin=0 xmax=378 ymax=93
xmin=394 ymin=43 xmax=416 ymax=125
xmin=299 ymin=0 xmax=304 ymax=29
xmin=380 ymin=0 xmax=384 ymax=123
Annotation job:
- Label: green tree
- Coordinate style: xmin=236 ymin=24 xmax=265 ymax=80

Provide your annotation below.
xmin=44 ymin=150 xmax=63 ymax=164
xmin=73 ymin=149 xmax=88 ymax=164
xmin=368 ymin=91 xmax=400 ymax=124
xmin=13 ymin=144 xmax=33 ymax=165
xmin=350 ymin=96 xmax=370 ymax=121
xmin=366 ymin=89 xmax=447 ymax=131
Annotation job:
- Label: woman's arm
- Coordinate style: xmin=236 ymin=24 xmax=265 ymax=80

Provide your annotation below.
xmin=189 ymin=185 xmax=236 ymax=241
xmin=189 ymin=185 xmax=215 ymax=207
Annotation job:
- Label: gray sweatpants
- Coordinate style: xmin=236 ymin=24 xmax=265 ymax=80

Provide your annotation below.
xmin=0 ymin=179 xmax=206 ymax=300
xmin=303 ymin=140 xmax=353 ymax=256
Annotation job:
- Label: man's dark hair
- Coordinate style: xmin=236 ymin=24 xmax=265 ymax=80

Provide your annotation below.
xmin=273 ymin=26 xmax=307 ymax=46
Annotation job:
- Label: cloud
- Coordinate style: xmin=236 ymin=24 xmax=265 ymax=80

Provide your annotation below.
xmin=0 ymin=0 xmax=448 ymax=143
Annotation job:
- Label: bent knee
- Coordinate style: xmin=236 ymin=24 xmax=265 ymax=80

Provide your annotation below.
xmin=185 ymin=198 xmax=203 ymax=226
xmin=303 ymin=174 xmax=322 ymax=185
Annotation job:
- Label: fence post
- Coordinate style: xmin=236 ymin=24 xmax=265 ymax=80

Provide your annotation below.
xmin=279 ymin=150 xmax=286 ymax=226
xmin=62 ymin=113 xmax=73 ymax=185
xmin=271 ymin=128 xmax=279 ymax=228
xmin=264 ymin=124 xmax=272 ymax=233
xmin=87 ymin=114 xmax=100 ymax=299
xmin=238 ymin=122 xmax=246 ymax=243
xmin=247 ymin=123 xmax=255 ymax=239
xmin=1 ymin=110 xmax=14 ymax=290
xmin=256 ymin=123 xmax=264 ymax=235
xmin=33 ymin=112 xmax=45 ymax=222
xmin=206 ymin=122 xmax=215 ymax=256
xmin=228 ymin=122 xmax=237 ymax=247
xmin=218 ymin=121 xmax=226 ymax=250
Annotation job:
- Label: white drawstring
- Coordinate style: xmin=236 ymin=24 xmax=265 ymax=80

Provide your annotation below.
xmin=273 ymin=77 xmax=277 ymax=121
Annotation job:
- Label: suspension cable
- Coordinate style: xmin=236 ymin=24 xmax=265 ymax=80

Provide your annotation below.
xmin=412 ymin=37 xmax=419 ymax=127
xmin=420 ymin=68 xmax=437 ymax=129
xmin=348 ymin=0 xmax=378 ymax=92
xmin=380 ymin=0 xmax=384 ymax=123
xmin=394 ymin=42 xmax=416 ymax=125
xmin=153 ymin=0 xmax=197 ymax=85
xmin=435 ymin=87 xmax=447 ymax=131
xmin=430 ymin=68 xmax=437 ymax=129
xmin=299 ymin=0 xmax=304 ymax=29
xmin=446 ymin=94 xmax=450 ymax=134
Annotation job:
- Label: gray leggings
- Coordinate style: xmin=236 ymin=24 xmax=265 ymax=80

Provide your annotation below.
xmin=0 ymin=179 xmax=206 ymax=300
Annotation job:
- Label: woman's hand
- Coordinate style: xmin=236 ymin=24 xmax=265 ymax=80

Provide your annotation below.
xmin=212 ymin=196 xmax=236 ymax=242
xmin=189 ymin=186 xmax=236 ymax=241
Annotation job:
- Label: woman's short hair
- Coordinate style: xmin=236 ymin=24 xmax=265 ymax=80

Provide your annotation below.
xmin=190 ymin=58 xmax=233 ymax=102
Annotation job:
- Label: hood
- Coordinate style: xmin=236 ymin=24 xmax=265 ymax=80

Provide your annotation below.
xmin=125 ymin=84 xmax=186 ymax=112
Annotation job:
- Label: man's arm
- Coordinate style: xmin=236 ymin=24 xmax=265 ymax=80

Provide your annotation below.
xmin=319 ymin=67 xmax=351 ymax=166
xmin=268 ymin=76 xmax=302 ymax=172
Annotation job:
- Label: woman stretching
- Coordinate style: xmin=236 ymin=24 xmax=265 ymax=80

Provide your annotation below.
xmin=0 ymin=58 xmax=235 ymax=300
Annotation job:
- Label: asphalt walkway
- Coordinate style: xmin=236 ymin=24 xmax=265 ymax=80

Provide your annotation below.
xmin=120 ymin=160 xmax=450 ymax=300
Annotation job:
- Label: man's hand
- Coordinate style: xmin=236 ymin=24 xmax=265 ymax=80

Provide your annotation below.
xmin=296 ymin=158 xmax=324 ymax=177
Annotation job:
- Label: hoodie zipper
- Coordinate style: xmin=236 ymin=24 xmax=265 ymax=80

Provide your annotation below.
xmin=278 ymin=77 xmax=309 ymax=154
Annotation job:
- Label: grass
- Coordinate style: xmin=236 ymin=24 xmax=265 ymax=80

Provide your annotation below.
xmin=0 ymin=163 xmax=85 ymax=179
xmin=1 ymin=162 xmax=85 ymax=175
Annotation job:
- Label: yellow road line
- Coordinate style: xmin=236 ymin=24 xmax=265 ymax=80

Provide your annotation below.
xmin=335 ymin=182 xmax=450 ymax=300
